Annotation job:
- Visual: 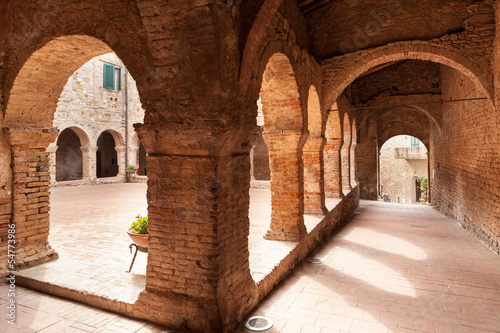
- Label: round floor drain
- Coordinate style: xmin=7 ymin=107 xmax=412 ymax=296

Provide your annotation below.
xmin=244 ymin=316 xmax=273 ymax=331
xmin=308 ymin=258 xmax=324 ymax=264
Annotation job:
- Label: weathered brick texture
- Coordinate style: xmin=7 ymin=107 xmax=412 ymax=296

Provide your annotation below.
xmin=0 ymin=0 xmax=499 ymax=332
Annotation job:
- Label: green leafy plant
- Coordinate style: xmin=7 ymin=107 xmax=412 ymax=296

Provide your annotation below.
xmin=417 ymin=176 xmax=428 ymax=202
xmin=126 ymin=165 xmax=137 ymax=171
xmin=130 ymin=214 xmax=148 ymax=234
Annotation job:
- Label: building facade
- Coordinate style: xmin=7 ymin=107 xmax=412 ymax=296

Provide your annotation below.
xmin=47 ymin=53 xmax=146 ymax=185
xmin=379 ymin=135 xmax=428 ymax=204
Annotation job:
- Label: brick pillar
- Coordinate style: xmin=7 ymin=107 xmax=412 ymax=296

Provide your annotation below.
xmin=357 ymin=121 xmax=378 ymax=200
xmin=0 ymin=130 xmax=13 ymax=277
xmin=80 ymin=146 xmax=97 ymax=180
xmin=324 ymin=139 xmax=343 ymax=198
xmin=302 ymin=136 xmax=326 ymax=214
xmin=350 ymin=140 xmax=358 ymax=188
xmin=4 ymin=128 xmax=59 ymax=268
xmin=262 ymin=130 xmax=306 ymax=241
xmin=341 ymin=140 xmax=351 ymax=194
xmin=132 ymin=125 xmax=255 ymax=332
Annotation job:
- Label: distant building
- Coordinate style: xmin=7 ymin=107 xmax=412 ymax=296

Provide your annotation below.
xmin=379 ymin=135 xmax=428 ymax=204
xmin=47 ymin=53 xmax=146 ymax=185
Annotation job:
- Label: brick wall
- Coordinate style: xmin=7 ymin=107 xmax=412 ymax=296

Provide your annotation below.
xmin=433 ymin=65 xmax=499 ymax=254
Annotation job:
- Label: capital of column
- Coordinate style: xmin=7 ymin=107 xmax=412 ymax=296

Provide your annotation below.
xmin=263 ymin=129 xmax=304 ymax=150
xmin=3 ymin=127 xmax=59 ymax=150
xmin=303 ymin=136 xmax=325 ymax=152
xmin=80 ymin=145 xmax=97 ymax=153
xmin=135 ymin=123 xmax=256 ymax=156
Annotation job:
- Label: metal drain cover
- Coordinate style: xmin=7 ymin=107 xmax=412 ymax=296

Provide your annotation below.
xmin=245 ymin=316 xmax=273 ymax=331
xmin=308 ymin=258 xmax=324 ymax=264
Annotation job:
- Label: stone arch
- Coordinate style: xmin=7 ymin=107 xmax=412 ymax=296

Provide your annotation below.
xmin=60 ymin=125 xmax=91 ymax=147
xmin=55 ymin=128 xmax=85 ymax=182
xmin=4 ymin=35 xmax=113 ymax=128
xmin=323 ymin=41 xmax=494 ymax=111
xmin=323 ymin=104 xmax=343 ymax=198
xmin=259 ymin=52 xmax=306 ymax=241
xmin=96 ymin=130 xmax=121 ymax=178
xmin=341 ymin=114 xmax=352 ymax=193
xmin=240 ymin=0 xmax=285 ymax=84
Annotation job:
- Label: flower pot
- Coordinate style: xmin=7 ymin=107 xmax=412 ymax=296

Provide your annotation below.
xmin=127 ymin=228 xmax=148 ymax=248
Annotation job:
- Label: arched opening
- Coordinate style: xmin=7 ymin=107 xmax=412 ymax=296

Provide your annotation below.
xmin=258 ymin=52 xmax=305 ymax=241
xmin=350 ymin=118 xmax=358 ymax=188
xmin=379 ymin=135 xmax=429 ymax=204
xmin=323 ymin=103 xmax=343 ymax=210
xmin=302 ymin=86 xmax=325 ymax=219
xmin=56 ymin=128 xmax=83 ymax=181
xmin=248 ymin=52 xmax=305 ymax=282
xmin=138 ymin=142 xmax=147 ymax=176
xmin=4 ymin=36 xmax=149 ymax=307
xmin=96 ymin=130 xmax=119 ymax=178
xmin=341 ymin=114 xmax=352 ymax=194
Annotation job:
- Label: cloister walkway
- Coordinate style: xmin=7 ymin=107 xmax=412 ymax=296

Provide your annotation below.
xmin=2 ymin=184 xmax=499 ymax=332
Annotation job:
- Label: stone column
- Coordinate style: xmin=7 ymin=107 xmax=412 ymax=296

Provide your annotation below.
xmin=323 ymin=139 xmax=343 ymax=198
xmin=128 ymin=146 xmax=139 ymax=169
xmin=263 ymin=129 xmax=306 ymax=241
xmin=115 ymin=146 xmax=126 ymax=179
xmin=80 ymin=146 xmax=97 ymax=180
xmin=302 ymin=136 xmax=326 ymax=214
xmin=4 ymin=127 xmax=59 ymax=268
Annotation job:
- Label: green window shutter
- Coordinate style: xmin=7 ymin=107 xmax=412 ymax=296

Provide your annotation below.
xmin=103 ymin=63 xmax=115 ymax=90
xmin=117 ymin=67 xmax=122 ymax=91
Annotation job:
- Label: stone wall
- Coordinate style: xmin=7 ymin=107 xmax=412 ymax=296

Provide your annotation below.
xmin=49 ymin=53 xmax=145 ymax=185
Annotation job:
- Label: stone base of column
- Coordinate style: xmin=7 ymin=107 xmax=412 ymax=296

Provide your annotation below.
xmin=15 ymin=247 xmax=59 ymax=270
xmin=264 ymin=228 xmax=303 ymax=242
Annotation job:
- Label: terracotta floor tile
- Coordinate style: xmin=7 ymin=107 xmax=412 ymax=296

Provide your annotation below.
xmin=5 ymin=195 xmax=500 ymax=333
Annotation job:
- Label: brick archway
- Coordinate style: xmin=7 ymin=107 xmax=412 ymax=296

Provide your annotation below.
xmin=341 ymin=114 xmax=352 ymax=194
xmin=240 ymin=0 xmax=285 ymax=84
xmin=4 ymin=35 xmax=113 ymax=128
xmin=260 ymin=52 xmax=306 ymax=241
xmin=323 ymin=41 xmax=494 ymax=111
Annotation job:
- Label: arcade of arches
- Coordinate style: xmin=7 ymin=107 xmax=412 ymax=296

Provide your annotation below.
xmin=0 ymin=1 xmax=499 ymax=332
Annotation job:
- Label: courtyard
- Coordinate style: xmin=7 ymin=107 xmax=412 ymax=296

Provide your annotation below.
xmin=5 ymin=185 xmax=500 ymax=332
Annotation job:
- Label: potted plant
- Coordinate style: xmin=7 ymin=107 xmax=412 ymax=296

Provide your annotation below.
xmin=126 ymin=165 xmax=137 ymax=182
xmin=127 ymin=214 xmax=148 ymax=248
xmin=126 ymin=165 xmax=137 ymax=173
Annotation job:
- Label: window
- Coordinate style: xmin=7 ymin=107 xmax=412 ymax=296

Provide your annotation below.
xmin=103 ymin=63 xmax=121 ymax=91
xmin=411 ymin=137 xmax=420 ymax=152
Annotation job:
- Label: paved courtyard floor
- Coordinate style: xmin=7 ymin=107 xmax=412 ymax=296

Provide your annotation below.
xmin=3 ymin=184 xmax=500 ymax=332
